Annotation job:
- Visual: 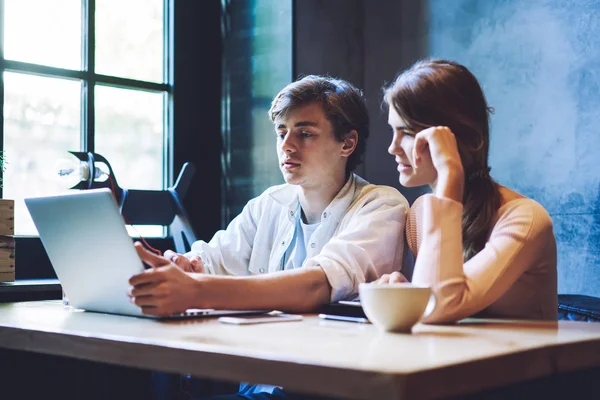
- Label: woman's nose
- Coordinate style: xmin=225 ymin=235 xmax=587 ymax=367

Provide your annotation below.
xmin=388 ymin=134 xmax=400 ymax=155
xmin=387 ymin=142 xmax=395 ymax=155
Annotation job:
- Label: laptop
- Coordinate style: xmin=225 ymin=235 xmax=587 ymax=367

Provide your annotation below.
xmin=25 ymin=188 xmax=266 ymax=319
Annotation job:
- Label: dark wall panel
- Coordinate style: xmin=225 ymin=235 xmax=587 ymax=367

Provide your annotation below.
xmin=363 ymin=0 xmax=431 ymax=205
xmin=294 ymin=0 xmax=366 ymax=176
xmin=294 ymin=0 xmax=365 ymax=87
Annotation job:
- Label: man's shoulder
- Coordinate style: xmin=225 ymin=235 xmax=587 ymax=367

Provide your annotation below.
xmin=246 ymin=182 xmax=296 ymax=207
xmin=260 ymin=182 xmax=291 ymax=196
xmin=353 ymin=176 xmax=409 ymax=207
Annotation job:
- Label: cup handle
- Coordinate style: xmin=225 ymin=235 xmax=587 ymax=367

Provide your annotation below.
xmin=422 ymin=291 xmax=437 ymax=320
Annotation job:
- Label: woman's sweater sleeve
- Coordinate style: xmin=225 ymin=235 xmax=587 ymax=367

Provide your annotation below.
xmin=409 ymin=194 xmax=553 ymax=324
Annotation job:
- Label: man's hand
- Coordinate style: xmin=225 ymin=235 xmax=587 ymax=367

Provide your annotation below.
xmin=129 ymin=242 xmax=205 ymax=316
xmin=374 ymin=271 xmax=409 ymax=284
xmin=163 ymin=249 xmax=205 ymax=273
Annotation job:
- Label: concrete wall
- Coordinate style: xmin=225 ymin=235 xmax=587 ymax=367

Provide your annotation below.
xmin=427 ymin=0 xmax=600 ymax=296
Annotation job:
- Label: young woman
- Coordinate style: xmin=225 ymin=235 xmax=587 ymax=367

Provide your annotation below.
xmin=379 ymin=59 xmax=558 ymax=323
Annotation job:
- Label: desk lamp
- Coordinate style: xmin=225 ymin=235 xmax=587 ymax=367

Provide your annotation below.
xmin=58 ymin=151 xmax=197 ymax=254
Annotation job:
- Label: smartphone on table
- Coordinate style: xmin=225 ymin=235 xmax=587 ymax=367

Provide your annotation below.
xmin=219 ymin=313 xmax=303 ymax=325
xmin=318 ymin=314 xmax=369 ymax=324
xmin=317 ymin=299 xmax=369 ymax=324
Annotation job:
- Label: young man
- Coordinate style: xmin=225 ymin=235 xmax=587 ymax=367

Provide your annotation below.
xmin=129 ymin=75 xmax=408 ymax=315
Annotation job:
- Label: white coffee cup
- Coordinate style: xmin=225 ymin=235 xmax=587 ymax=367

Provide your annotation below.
xmin=359 ymin=282 xmax=435 ymax=332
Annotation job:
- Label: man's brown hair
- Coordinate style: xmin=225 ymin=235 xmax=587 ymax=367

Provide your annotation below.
xmin=269 ymin=75 xmax=370 ymax=174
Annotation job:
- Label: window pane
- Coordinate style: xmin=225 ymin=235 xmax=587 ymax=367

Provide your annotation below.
xmin=95 ymin=86 xmax=164 ymax=237
xmin=3 ymin=73 xmax=81 ymax=235
xmin=3 ymin=0 xmax=82 ymax=70
xmin=95 ymin=86 xmax=164 ymax=190
xmin=95 ymin=0 xmax=164 ymax=82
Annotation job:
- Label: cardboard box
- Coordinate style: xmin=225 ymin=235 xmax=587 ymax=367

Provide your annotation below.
xmin=0 ymin=200 xmax=15 ymax=282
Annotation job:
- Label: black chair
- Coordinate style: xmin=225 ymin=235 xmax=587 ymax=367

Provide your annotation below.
xmin=558 ymin=294 xmax=600 ymax=322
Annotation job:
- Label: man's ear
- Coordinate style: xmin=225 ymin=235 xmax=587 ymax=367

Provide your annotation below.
xmin=341 ymin=130 xmax=358 ymax=157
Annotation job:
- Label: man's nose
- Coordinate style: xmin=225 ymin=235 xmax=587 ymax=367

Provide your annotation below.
xmin=281 ymin=134 xmax=296 ymax=152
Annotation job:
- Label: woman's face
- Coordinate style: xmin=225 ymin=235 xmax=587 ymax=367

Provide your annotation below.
xmin=387 ymin=107 xmax=437 ymax=187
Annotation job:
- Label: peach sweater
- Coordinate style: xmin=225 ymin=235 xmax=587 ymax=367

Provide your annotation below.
xmin=407 ymin=194 xmax=558 ymax=323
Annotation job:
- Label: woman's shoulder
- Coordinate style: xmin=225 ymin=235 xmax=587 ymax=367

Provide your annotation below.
xmin=489 ymin=185 xmax=549 ymax=224
xmin=405 ymin=194 xmax=435 ymax=255
xmin=411 ymin=193 xmax=428 ymax=207
xmin=406 ymin=194 xmax=430 ymax=226
xmin=495 ymin=196 xmax=554 ymax=236
xmin=497 ymin=185 xmax=551 ymax=220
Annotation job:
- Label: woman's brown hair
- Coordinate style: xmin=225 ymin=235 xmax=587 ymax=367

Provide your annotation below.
xmin=383 ymin=59 xmax=501 ymax=261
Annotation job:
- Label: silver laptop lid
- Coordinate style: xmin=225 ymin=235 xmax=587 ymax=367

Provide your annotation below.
xmin=25 ymin=188 xmax=145 ymax=317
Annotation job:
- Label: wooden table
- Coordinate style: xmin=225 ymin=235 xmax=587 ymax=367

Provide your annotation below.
xmin=1 ymin=301 xmax=600 ymax=399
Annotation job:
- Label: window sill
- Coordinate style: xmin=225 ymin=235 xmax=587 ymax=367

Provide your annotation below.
xmin=0 ymin=279 xmax=62 ymax=302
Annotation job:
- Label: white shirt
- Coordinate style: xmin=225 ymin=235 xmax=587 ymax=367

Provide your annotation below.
xmin=188 ymin=173 xmax=408 ymax=301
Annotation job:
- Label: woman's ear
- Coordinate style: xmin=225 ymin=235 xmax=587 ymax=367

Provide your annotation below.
xmin=341 ymin=130 xmax=358 ymax=157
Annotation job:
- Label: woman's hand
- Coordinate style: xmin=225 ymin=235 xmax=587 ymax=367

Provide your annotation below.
xmin=413 ymin=126 xmax=464 ymax=202
xmin=375 ymin=271 xmax=409 ymax=284
xmin=163 ymin=249 xmax=205 ymax=273
xmin=129 ymin=242 xmax=206 ymax=316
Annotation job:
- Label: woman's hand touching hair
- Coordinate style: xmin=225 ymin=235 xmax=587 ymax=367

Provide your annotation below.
xmin=413 ymin=126 xmax=465 ymax=203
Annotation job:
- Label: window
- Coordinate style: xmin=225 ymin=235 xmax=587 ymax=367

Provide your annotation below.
xmin=1 ymin=0 xmax=171 ymax=237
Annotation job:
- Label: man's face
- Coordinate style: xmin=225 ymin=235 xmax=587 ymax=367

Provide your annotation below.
xmin=275 ymin=102 xmax=349 ymax=189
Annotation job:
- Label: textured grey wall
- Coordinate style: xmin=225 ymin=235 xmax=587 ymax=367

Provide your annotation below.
xmin=427 ymin=0 xmax=600 ymax=296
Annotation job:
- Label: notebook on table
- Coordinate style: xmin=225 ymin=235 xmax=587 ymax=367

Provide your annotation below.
xmin=318 ymin=298 xmax=366 ymax=318
xmin=25 ymin=188 xmax=266 ymax=319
